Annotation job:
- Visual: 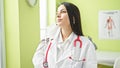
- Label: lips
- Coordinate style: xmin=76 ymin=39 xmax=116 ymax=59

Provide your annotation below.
xmin=57 ymin=19 xmax=62 ymax=22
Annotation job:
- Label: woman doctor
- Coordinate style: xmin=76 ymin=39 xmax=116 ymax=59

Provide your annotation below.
xmin=32 ymin=2 xmax=97 ymax=68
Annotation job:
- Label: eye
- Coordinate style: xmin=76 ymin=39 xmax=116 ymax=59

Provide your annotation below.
xmin=61 ymin=10 xmax=67 ymax=13
xmin=56 ymin=9 xmax=67 ymax=16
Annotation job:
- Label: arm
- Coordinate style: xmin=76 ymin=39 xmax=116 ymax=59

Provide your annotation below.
xmin=84 ymin=41 xmax=97 ymax=68
xmin=32 ymin=38 xmax=50 ymax=68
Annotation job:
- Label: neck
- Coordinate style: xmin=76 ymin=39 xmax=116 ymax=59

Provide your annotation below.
xmin=61 ymin=27 xmax=72 ymax=41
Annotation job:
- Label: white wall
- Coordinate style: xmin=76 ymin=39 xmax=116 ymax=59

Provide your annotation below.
xmin=0 ymin=0 xmax=6 ymax=68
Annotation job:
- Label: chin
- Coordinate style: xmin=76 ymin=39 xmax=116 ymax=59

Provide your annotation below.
xmin=56 ymin=22 xmax=60 ymax=25
xmin=56 ymin=24 xmax=62 ymax=27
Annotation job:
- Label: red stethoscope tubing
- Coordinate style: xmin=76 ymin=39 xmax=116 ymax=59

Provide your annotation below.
xmin=43 ymin=36 xmax=82 ymax=68
xmin=74 ymin=36 xmax=82 ymax=48
xmin=43 ymin=42 xmax=52 ymax=68
xmin=45 ymin=42 xmax=52 ymax=62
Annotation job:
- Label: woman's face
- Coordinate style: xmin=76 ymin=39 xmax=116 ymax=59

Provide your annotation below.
xmin=56 ymin=5 xmax=70 ymax=28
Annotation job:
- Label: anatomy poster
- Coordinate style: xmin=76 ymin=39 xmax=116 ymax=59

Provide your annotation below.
xmin=99 ymin=10 xmax=120 ymax=39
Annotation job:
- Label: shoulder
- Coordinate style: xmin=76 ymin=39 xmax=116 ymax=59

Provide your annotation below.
xmin=80 ymin=36 xmax=93 ymax=46
xmin=80 ymin=36 xmax=90 ymax=42
xmin=73 ymin=35 xmax=90 ymax=43
xmin=73 ymin=35 xmax=92 ymax=44
xmin=78 ymin=35 xmax=95 ymax=47
xmin=80 ymin=36 xmax=97 ymax=50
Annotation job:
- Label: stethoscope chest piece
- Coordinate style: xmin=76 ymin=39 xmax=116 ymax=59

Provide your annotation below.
xmin=43 ymin=61 xmax=48 ymax=68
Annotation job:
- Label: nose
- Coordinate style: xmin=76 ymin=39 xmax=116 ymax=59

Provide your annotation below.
xmin=56 ymin=12 xmax=61 ymax=18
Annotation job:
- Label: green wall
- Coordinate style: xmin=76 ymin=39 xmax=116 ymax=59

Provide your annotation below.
xmin=4 ymin=0 xmax=21 ymax=68
xmin=56 ymin=0 xmax=120 ymax=52
xmin=4 ymin=0 xmax=40 ymax=68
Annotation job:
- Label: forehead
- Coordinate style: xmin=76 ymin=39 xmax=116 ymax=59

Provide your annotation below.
xmin=57 ymin=5 xmax=67 ymax=11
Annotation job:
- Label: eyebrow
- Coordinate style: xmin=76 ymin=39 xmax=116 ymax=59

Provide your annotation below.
xmin=57 ymin=9 xmax=66 ymax=12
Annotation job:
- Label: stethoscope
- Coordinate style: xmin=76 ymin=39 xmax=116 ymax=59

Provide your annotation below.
xmin=43 ymin=36 xmax=85 ymax=68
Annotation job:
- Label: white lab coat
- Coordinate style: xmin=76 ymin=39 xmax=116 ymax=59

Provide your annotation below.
xmin=32 ymin=25 xmax=97 ymax=68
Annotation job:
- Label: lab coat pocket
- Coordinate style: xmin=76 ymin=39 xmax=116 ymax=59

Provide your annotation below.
xmin=74 ymin=61 xmax=84 ymax=68
xmin=63 ymin=57 xmax=73 ymax=68
xmin=71 ymin=58 xmax=84 ymax=68
xmin=63 ymin=57 xmax=84 ymax=68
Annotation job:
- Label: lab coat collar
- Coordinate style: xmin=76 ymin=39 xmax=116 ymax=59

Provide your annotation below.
xmin=58 ymin=31 xmax=74 ymax=43
xmin=48 ymin=27 xmax=60 ymax=53
xmin=48 ymin=27 xmax=61 ymax=63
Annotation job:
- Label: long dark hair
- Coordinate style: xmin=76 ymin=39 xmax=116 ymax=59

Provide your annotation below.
xmin=60 ymin=2 xmax=84 ymax=36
